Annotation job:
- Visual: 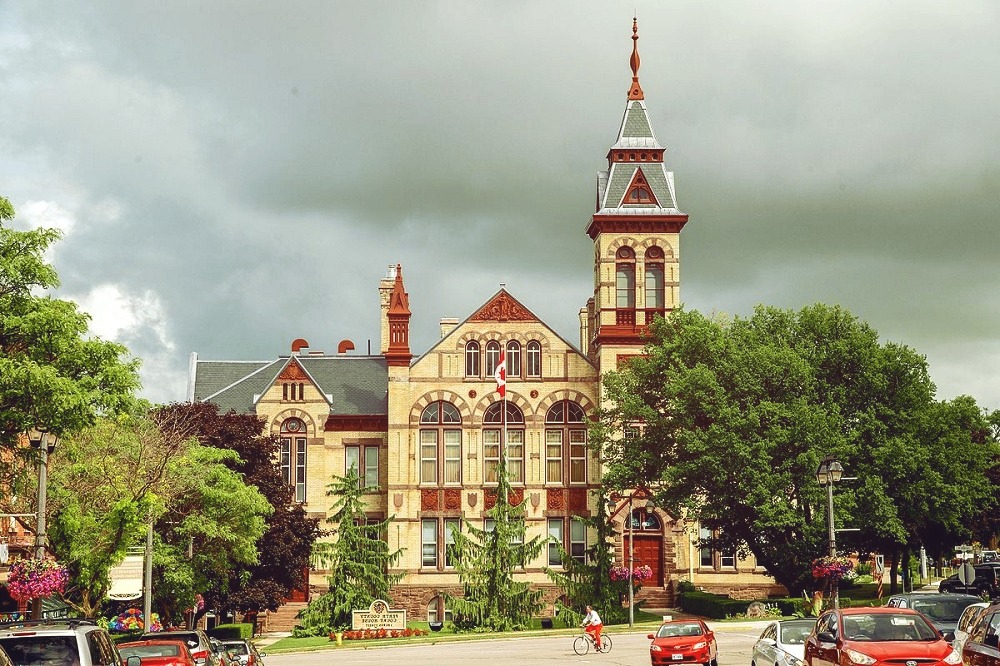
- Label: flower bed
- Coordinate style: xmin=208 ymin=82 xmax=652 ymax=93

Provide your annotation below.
xmin=332 ymin=628 xmax=430 ymax=641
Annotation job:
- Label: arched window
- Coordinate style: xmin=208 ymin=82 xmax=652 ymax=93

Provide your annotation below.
xmin=280 ymin=418 xmax=307 ymax=502
xmin=426 ymin=595 xmax=454 ymax=622
xmin=506 ymin=341 xmax=521 ymax=378
xmin=465 ymin=341 xmax=480 ymax=378
xmin=544 ymin=401 xmax=588 ymax=484
xmin=485 ymin=341 xmax=501 ymax=377
xmin=482 ymin=402 xmax=524 ymax=484
xmin=419 ymin=401 xmax=462 ymax=484
xmin=616 ymin=247 xmax=636 ymax=324
xmin=526 ymin=341 xmax=542 ymax=378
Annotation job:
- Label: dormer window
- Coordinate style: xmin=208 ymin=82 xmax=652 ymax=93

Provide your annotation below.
xmin=623 ymin=170 xmax=658 ymax=205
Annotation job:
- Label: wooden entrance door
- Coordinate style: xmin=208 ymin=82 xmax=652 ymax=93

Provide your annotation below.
xmin=626 ymin=534 xmax=664 ymax=587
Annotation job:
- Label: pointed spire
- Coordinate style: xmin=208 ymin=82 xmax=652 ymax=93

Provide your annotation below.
xmin=628 ymin=17 xmax=644 ymax=101
xmin=388 ymin=263 xmax=410 ymax=315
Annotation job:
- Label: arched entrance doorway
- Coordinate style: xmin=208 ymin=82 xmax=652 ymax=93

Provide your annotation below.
xmin=624 ymin=508 xmax=664 ymax=587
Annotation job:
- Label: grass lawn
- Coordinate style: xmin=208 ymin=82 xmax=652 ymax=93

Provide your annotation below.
xmin=262 ymin=609 xmax=668 ymax=653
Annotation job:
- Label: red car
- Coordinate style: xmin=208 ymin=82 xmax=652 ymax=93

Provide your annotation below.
xmin=648 ymin=619 xmax=719 ymax=666
xmin=804 ymin=607 xmax=961 ymax=666
xmin=118 ymin=639 xmax=197 ymax=666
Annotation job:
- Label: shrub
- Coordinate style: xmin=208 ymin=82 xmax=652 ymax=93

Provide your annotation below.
xmin=208 ymin=623 xmax=252 ymax=640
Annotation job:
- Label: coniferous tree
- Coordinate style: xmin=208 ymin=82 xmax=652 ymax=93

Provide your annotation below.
xmin=446 ymin=434 xmax=545 ymax=631
xmin=545 ymin=487 xmax=629 ymax=626
xmin=294 ymin=469 xmax=403 ymax=636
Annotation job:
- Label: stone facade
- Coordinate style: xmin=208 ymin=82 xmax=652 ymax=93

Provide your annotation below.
xmin=189 ymin=21 xmax=781 ymax=621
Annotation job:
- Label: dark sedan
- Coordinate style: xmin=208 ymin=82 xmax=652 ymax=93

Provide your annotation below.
xmin=885 ymin=593 xmax=982 ymax=639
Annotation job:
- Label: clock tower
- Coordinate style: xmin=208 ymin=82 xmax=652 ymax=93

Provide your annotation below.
xmin=584 ymin=18 xmax=689 ymax=372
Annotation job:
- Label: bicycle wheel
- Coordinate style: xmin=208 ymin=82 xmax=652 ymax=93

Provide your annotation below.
xmin=599 ymin=635 xmax=613 ymax=653
xmin=573 ymin=635 xmax=590 ymax=655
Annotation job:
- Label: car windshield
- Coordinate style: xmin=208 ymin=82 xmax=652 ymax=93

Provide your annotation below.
xmin=0 ymin=636 xmax=79 ymax=666
xmin=657 ymin=623 xmax=703 ymax=638
xmin=911 ymin=599 xmax=973 ymax=622
xmin=842 ymin=613 xmax=938 ymax=641
xmin=120 ymin=643 xmax=182 ymax=658
xmin=780 ymin=622 xmax=815 ymax=644
xmin=222 ymin=643 xmax=249 ymax=655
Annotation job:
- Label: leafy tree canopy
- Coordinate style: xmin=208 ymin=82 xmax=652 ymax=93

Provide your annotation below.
xmin=1 ymin=195 xmax=140 ymax=495
xmin=597 ymin=304 xmax=998 ymax=595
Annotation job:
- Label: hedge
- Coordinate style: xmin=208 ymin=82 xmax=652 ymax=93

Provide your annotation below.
xmin=207 ymin=623 xmax=253 ymax=640
xmin=677 ymin=591 xmax=859 ymax=618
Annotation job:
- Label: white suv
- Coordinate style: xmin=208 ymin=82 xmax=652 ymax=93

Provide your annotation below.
xmin=0 ymin=618 xmax=123 ymax=665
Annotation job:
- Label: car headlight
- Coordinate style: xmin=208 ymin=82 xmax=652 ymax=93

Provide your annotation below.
xmin=693 ymin=642 xmax=707 ymax=649
xmin=784 ymin=656 xmax=805 ymax=666
xmin=844 ymin=648 xmax=877 ymax=665
xmin=650 ymin=645 xmax=663 ymax=652
xmin=943 ymin=649 xmax=962 ymax=665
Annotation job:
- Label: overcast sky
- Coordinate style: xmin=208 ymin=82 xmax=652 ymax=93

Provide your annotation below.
xmin=2 ymin=1 xmax=998 ymax=411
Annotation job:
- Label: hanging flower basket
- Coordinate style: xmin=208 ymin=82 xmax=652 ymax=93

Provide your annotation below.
xmin=811 ymin=556 xmax=854 ymax=581
xmin=108 ymin=608 xmax=163 ymax=633
xmin=610 ymin=564 xmax=654 ymax=582
xmin=5 ymin=558 xmax=70 ymax=602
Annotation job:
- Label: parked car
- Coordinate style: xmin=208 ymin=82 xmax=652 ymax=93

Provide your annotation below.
xmin=939 ymin=564 xmax=1000 ymax=597
xmin=647 ymin=619 xmax=718 ymax=666
xmin=218 ymin=639 xmax=265 ymax=666
xmin=0 ymin=618 xmax=124 ymax=666
xmin=962 ymin=601 xmax=1000 ymax=666
xmin=139 ymin=630 xmax=216 ymax=666
xmin=209 ymin=638 xmax=237 ymax=666
xmin=803 ymin=607 xmax=960 ymax=666
xmin=955 ymin=602 xmax=991 ymax=654
xmin=118 ymin=638 xmax=197 ymax=666
xmin=753 ymin=619 xmax=816 ymax=666
xmin=885 ymin=592 xmax=982 ymax=639
xmin=0 ymin=644 xmax=12 ymax=666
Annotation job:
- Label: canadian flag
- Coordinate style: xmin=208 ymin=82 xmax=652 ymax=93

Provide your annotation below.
xmin=494 ymin=350 xmax=506 ymax=398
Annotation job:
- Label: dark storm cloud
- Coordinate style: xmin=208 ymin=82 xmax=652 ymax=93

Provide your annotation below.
xmin=1 ymin=1 xmax=997 ymax=408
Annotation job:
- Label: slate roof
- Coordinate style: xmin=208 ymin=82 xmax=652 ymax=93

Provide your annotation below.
xmin=596 ymin=98 xmax=684 ymax=215
xmin=190 ymin=354 xmax=388 ymax=415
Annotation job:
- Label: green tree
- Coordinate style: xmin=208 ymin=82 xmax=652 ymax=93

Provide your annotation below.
xmin=294 ymin=469 xmax=403 ymax=636
xmin=152 ymin=403 xmax=321 ymax=617
xmin=44 ymin=414 xmax=193 ymax=617
xmin=545 ymin=488 xmax=628 ymax=626
xmin=597 ymin=304 xmax=996 ymax=595
xmin=1 ymin=195 xmax=140 ymax=496
xmin=446 ymin=448 xmax=545 ymax=631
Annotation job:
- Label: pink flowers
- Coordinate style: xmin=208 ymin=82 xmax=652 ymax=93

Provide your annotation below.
xmin=610 ymin=564 xmax=654 ymax=582
xmin=5 ymin=558 xmax=69 ymax=602
xmin=811 ymin=556 xmax=854 ymax=580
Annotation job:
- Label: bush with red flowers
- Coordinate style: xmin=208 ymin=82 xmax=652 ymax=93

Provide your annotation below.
xmin=331 ymin=627 xmax=430 ymax=641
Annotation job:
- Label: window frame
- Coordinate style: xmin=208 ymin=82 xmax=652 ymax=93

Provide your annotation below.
xmin=419 ymin=402 xmax=463 ymax=486
xmin=346 ymin=443 xmax=379 ymax=490
xmin=465 ymin=341 xmax=480 ymax=378
xmin=505 ymin=341 xmax=522 ymax=377
xmin=526 ymin=340 xmax=542 ymax=378
xmin=482 ymin=402 xmax=525 ymax=485
xmin=280 ymin=418 xmax=308 ymax=503
xmin=545 ymin=401 xmax=588 ymax=485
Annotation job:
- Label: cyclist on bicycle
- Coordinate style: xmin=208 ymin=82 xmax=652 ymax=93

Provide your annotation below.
xmin=581 ymin=605 xmax=604 ymax=651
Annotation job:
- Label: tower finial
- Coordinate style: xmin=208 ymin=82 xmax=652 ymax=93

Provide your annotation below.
xmin=628 ymin=17 xmax=644 ymax=101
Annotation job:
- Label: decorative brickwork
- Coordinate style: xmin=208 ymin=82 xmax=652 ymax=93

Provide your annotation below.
xmin=444 ymin=489 xmax=461 ymax=510
xmin=568 ymin=489 xmax=588 ymax=513
xmin=421 ymin=489 xmax=439 ymax=511
xmin=483 ymin=487 xmax=524 ymax=510
xmin=546 ymin=489 xmax=565 ymax=510
xmin=468 ymin=292 xmax=537 ymax=322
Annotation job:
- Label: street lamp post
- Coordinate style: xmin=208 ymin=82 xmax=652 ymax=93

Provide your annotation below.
xmin=28 ymin=429 xmax=59 ymax=620
xmin=815 ymin=456 xmax=844 ymax=609
xmin=609 ymin=492 xmax=655 ymax=628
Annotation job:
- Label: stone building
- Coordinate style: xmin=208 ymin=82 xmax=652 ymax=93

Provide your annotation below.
xmin=188 ymin=20 xmax=782 ymax=619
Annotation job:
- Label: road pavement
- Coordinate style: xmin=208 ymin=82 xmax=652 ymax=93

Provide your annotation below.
xmin=263 ymin=621 xmax=769 ymax=666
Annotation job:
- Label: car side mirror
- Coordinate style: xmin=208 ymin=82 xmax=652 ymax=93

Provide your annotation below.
xmin=648 ymin=633 xmax=655 ymax=639
xmin=943 ymin=631 xmax=955 ymax=642
xmin=817 ymin=632 xmax=837 ymax=644
xmin=127 ymin=658 xmax=142 ymax=666
xmin=761 ymin=638 xmax=776 ymax=646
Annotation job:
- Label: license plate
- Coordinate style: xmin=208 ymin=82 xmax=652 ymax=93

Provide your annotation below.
xmin=672 ymin=655 xmax=684 ymax=660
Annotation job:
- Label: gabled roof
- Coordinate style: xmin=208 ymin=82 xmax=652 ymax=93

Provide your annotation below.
xmin=414 ymin=288 xmax=595 ymax=367
xmin=191 ymin=354 xmax=388 ymax=415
